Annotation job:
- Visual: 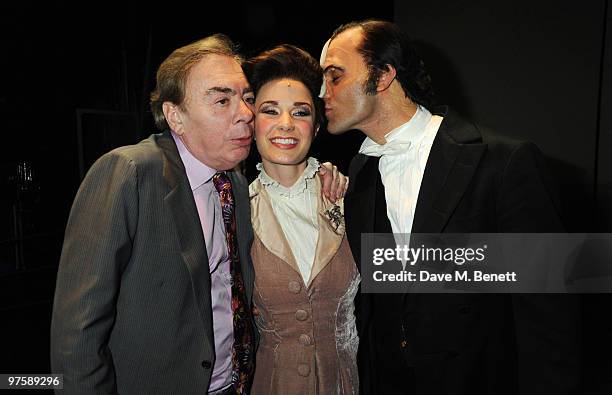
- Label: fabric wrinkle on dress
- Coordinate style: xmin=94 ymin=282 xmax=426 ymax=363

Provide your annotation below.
xmin=249 ymin=158 xmax=360 ymax=395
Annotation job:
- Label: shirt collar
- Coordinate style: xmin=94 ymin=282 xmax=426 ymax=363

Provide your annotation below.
xmin=256 ymin=157 xmax=320 ymax=198
xmin=172 ymin=132 xmax=217 ymax=190
xmin=359 ymin=105 xmax=432 ymax=155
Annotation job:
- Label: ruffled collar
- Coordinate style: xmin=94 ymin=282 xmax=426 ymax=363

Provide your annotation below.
xmin=256 ymin=157 xmax=320 ymax=198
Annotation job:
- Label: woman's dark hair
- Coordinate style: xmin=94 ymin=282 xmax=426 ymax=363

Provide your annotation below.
xmin=331 ymin=19 xmax=435 ymax=109
xmin=242 ymin=44 xmax=325 ymax=127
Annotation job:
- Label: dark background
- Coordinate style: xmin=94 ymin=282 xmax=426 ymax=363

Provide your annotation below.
xmin=0 ymin=0 xmax=610 ymax=393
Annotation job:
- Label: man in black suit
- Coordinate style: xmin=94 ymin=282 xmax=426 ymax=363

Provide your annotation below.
xmin=321 ymin=20 xmax=581 ymax=394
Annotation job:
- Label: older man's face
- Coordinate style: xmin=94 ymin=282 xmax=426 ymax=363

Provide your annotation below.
xmin=173 ymin=54 xmax=254 ymax=170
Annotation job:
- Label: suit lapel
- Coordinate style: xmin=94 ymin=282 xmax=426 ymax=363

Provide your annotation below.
xmin=347 ymin=154 xmax=379 ymax=233
xmin=345 ymin=155 xmax=380 ymax=263
xmin=412 ymin=110 xmax=486 ymax=233
xmin=404 ymin=110 xmax=486 ymax=309
xmin=157 ymin=133 xmax=214 ymax=347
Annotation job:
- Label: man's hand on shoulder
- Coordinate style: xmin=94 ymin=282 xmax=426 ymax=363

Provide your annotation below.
xmin=318 ymin=162 xmax=349 ymax=203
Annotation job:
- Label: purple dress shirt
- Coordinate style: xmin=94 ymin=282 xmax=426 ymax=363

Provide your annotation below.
xmin=172 ymin=133 xmax=233 ymax=392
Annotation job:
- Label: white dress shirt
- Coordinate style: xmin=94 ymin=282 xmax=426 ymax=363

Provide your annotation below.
xmin=359 ymin=106 xmax=443 ymax=235
xmin=257 ymin=158 xmax=320 ymax=283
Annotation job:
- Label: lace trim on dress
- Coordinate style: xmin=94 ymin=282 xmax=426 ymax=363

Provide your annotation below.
xmin=256 ymin=157 xmax=320 ymax=198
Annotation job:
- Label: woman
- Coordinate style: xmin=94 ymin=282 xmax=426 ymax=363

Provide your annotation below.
xmin=243 ymin=45 xmax=360 ymax=394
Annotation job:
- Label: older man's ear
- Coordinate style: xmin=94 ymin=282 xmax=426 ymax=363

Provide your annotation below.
xmin=162 ymin=102 xmax=184 ymax=134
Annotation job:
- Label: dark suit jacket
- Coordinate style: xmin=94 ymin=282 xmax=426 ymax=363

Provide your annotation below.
xmin=50 ymin=131 xmax=254 ymax=394
xmin=345 ymin=107 xmax=581 ymax=395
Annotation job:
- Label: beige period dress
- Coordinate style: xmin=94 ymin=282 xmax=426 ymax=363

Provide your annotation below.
xmin=249 ymin=159 xmax=360 ymax=395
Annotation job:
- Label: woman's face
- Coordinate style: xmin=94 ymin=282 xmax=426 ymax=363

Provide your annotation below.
xmin=255 ymin=78 xmax=317 ymax=167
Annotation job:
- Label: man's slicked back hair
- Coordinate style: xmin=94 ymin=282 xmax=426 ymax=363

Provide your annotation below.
xmin=331 ymin=20 xmax=435 ymax=109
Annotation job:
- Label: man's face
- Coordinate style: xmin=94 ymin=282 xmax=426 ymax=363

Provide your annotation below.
xmin=322 ymin=28 xmax=376 ymax=134
xmin=172 ymin=54 xmax=254 ymax=170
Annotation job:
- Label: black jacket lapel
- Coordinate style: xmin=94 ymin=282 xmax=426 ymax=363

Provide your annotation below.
xmin=412 ymin=109 xmax=487 ymax=233
xmin=346 ymin=154 xmax=380 ymax=269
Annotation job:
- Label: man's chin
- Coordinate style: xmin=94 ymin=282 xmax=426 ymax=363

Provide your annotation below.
xmin=214 ymin=149 xmax=250 ymax=171
xmin=233 ymin=146 xmax=251 ymax=163
xmin=326 ymin=124 xmax=350 ymax=135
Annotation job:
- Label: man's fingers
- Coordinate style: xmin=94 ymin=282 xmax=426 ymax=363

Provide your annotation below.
xmin=329 ymin=165 xmax=340 ymax=200
xmin=336 ymin=173 xmax=348 ymax=200
xmin=319 ymin=162 xmax=333 ymax=199
xmin=319 ymin=162 xmax=348 ymax=202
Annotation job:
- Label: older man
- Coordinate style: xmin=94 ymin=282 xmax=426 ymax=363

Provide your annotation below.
xmin=51 ymin=34 xmax=343 ymax=395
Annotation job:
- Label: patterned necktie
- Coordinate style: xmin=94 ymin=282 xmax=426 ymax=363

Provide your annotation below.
xmin=212 ymin=172 xmax=255 ymax=394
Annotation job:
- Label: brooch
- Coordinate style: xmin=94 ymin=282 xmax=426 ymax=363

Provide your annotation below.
xmin=324 ymin=204 xmax=343 ymax=231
